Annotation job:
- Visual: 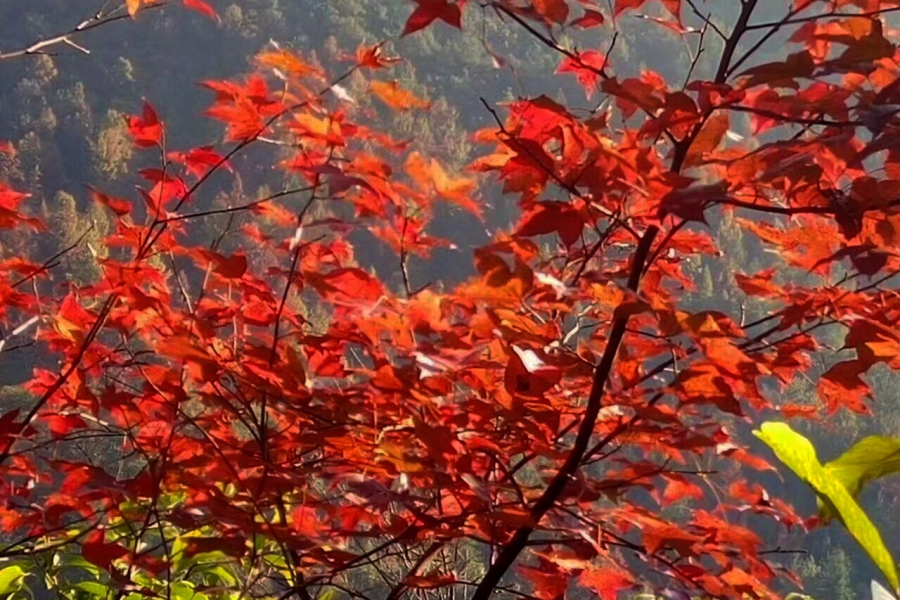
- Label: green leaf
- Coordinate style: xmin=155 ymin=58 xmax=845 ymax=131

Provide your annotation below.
xmin=73 ymin=581 xmax=110 ymax=597
xmin=0 ymin=565 xmax=25 ymax=596
xmin=171 ymin=582 xmax=209 ymax=600
xmin=754 ymin=422 xmax=900 ymax=594
xmin=200 ymin=564 xmax=238 ymax=587
xmin=819 ymin=436 xmax=900 ymax=521
xmin=58 ymin=553 xmax=102 ymax=577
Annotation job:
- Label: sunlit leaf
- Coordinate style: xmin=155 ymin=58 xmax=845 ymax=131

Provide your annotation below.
xmin=754 ymin=422 xmax=900 ymax=593
xmin=819 ymin=436 xmax=900 ymax=521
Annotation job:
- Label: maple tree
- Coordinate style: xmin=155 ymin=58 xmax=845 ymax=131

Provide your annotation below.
xmin=4 ymin=0 xmax=900 ymax=599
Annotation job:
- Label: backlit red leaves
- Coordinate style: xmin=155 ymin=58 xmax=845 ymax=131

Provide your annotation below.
xmin=200 ymin=249 xmax=248 ymax=279
xmin=504 ymin=345 xmax=561 ymax=398
xmin=557 ymin=51 xmax=607 ymax=98
xmin=82 ymin=531 xmax=128 ymax=571
xmin=45 ymin=414 xmax=87 ymax=439
xmin=86 ymin=185 xmax=131 ymax=216
xmin=292 ymin=113 xmax=345 ymax=146
xmin=579 ymin=566 xmax=634 ymax=600
xmin=10 ymin=3 xmax=900 ymax=599
xmin=734 ymin=270 xmax=783 ymax=298
xmin=168 ymin=146 xmax=232 ymax=179
xmin=516 ymin=201 xmax=583 ymax=246
xmin=139 ymin=168 xmax=188 ymax=212
xmin=157 ymin=335 xmax=219 ymax=381
xmin=357 ymin=45 xmax=396 ymax=69
xmin=52 ymin=294 xmax=93 ymax=346
xmin=738 ymin=51 xmax=816 ymax=90
xmin=307 ymin=268 xmax=385 ymax=304
xmin=0 ymin=183 xmax=44 ymax=231
xmin=463 ymin=246 xmax=534 ymax=302
xmin=601 ymin=76 xmax=665 ymax=118
xmin=814 ymin=318 xmax=900 ymax=413
xmin=673 ymin=364 xmax=742 ymax=415
xmin=125 ymin=100 xmax=163 ymax=148
xmin=740 ymin=215 xmax=839 ymax=274
xmin=659 ymin=182 xmax=731 ymax=224
xmin=684 ymin=113 xmax=729 ymax=167
xmin=642 ymin=521 xmax=704 ymax=555
xmin=402 ymin=0 xmax=464 ymax=36
xmin=202 ymin=76 xmax=279 ymax=141
xmin=405 ymin=573 xmax=457 ymax=589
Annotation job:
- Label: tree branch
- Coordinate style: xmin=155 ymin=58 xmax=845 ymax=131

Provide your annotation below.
xmin=0 ymin=3 xmax=165 ymax=61
xmin=469 ymin=225 xmax=659 ymax=600
xmin=745 ymin=6 xmax=900 ymax=31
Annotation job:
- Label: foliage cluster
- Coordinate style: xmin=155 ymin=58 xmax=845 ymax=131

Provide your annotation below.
xmin=3 ymin=1 xmax=900 ymax=600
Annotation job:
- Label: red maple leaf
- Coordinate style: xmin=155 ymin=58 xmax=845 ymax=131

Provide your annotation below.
xmin=402 ymin=0 xmax=464 ymax=36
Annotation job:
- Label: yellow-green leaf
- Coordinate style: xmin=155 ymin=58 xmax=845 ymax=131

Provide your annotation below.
xmin=0 ymin=565 xmax=25 ymax=596
xmin=820 ymin=436 xmax=900 ymax=521
xmin=754 ymin=422 xmax=899 ymax=594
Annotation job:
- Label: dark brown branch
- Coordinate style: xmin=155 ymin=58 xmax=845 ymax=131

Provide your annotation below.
xmin=159 ymin=185 xmax=315 ymax=223
xmin=493 ymin=4 xmax=609 ymax=80
xmin=11 ymin=223 xmax=95 ymax=288
xmin=469 ymin=225 xmax=659 ymax=600
xmin=670 ymin=0 xmax=759 ymax=173
xmin=684 ymin=0 xmax=727 ymax=41
xmin=0 ymin=295 xmax=115 ymax=466
xmin=723 ymin=105 xmax=861 ymax=128
xmin=714 ymin=0 xmax=759 ymax=85
xmin=137 ymin=64 xmax=360 ymax=259
xmin=492 ymin=4 xmax=672 ymax=143
xmin=726 ymin=2 xmax=815 ymax=78
xmin=399 ymin=213 xmax=413 ymax=298
xmin=681 ymin=14 xmax=710 ymax=90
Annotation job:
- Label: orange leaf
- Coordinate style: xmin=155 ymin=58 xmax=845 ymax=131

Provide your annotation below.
xmin=579 ymin=566 xmax=634 ymax=600
xmin=685 ymin=112 xmax=729 ymax=166
xmin=370 ymin=80 xmax=430 ymax=111
xmin=357 ymin=45 xmax=395 ymax=69
xmin=405 ymin=152 xmax=480 ymax=216
xmin=157 ymin=335 xmax=219 ymax=381
xmin=256 ymin=48 xmax=323 ymax=80
xmin=52 ymin=295 xmax=93 ymax=346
